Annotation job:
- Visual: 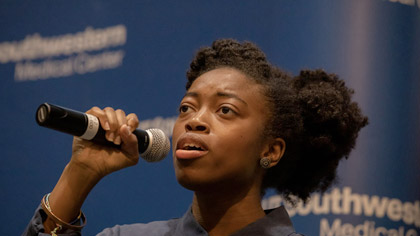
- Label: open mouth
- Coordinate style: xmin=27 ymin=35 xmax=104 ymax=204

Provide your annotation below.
xmin=182 ymin=144 xmax=205 ymax=151
xmin=175 ymin=136 xmax=209 ymax=159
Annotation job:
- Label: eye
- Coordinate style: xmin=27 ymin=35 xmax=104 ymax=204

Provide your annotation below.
xmin=221 ymin=107 xmax=232 ymax=114
xmin=179 ymin=105 xmax=190 ymax=113
xmin=217 ymin=106 xmax=237 ymax=116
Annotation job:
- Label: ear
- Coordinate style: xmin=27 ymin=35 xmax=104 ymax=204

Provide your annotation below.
xmin=260 ymin=138 xmax=286 ymax=168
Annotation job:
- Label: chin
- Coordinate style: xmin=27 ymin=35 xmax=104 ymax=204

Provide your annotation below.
xmin=176 ymin=176 xmax=206 ymax=192
xmin=175 ymin=170 xmax=221 ymax=193
xmin=175 ymin=169 xmax=202 ymax=190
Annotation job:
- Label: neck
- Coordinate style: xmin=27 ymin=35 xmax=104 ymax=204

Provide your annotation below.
xmin=192 ymin=184 xmax=265 ymax=236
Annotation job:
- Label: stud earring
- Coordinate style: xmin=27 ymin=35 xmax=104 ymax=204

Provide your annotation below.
xmin=260 ymin=157 xmax=271 ymax=169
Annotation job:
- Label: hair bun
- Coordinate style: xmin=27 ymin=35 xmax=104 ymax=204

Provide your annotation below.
xmin=293 ymin=69 xmax=368 ymax=158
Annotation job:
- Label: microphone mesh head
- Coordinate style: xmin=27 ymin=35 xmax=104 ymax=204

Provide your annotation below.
xmin=141 ymin=128 xmax=171 ymax=162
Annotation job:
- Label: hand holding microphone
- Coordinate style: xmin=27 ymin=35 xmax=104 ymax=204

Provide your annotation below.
xmin=33 ymin=103 xmax=172 ymax=228
xmin=36 ymin=103 xmax=170 ymax=164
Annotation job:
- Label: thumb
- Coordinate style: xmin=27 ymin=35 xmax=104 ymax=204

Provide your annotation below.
xmin=120 ymin=124 xmax=139 ymax=158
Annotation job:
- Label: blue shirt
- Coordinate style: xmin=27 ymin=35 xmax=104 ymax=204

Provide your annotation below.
xmin=23 ymin=205 xmax=303 ymax=236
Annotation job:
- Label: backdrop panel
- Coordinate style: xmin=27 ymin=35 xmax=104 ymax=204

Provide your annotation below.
xmin=0 ymin=1 xmax=419 ymax=235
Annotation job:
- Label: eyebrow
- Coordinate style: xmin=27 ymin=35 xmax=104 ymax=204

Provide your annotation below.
xmin=216 ymin=92 xmax=248 ymax=106
xmin=183 ymin=91 xmax=248 ymax=106
xmin=183 ymin=92 xmax=198 ymax=98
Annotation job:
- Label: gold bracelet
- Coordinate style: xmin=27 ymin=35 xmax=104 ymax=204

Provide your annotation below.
xmin=41 ymin=194 xmax=87 ymax=232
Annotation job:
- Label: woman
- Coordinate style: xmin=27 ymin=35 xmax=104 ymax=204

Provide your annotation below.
xmin=24 ymin=39 xmax=368 ymax=235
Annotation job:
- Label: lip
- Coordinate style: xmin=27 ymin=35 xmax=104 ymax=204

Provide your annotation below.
xmin=175 ymin=133 xmax=209 ymax=160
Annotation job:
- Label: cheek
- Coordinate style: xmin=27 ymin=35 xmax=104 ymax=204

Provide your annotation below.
xmin=214 ymin=128 xmax=263 ymax=165
xmin=229 ymin=123 xmax=264 ymax=148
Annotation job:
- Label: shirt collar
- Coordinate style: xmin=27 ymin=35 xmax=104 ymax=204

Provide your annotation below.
xmin=175 ymin=206 xmax=297 ymax=236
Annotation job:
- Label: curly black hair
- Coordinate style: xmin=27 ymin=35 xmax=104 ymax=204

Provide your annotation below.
xmin=186 ymin=39 xmax=368 ymax=203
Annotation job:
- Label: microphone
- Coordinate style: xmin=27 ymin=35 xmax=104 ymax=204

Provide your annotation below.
xmin=35 ymin=103 xmax=170 ymax=162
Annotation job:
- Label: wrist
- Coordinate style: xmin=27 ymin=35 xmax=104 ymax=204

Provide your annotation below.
xmin=67 ymin=158 xmax=105 ymax=182
xmin=48 ymin=161 xmax=101 ymax=223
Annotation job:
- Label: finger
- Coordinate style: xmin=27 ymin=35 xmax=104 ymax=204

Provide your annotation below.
xmin=127 ymin=113 xmax=139 ymax=132
xmin=116 ymin=109 xmax=127 ymax=125
xmin=104 ymin=107 xmax=118 ymax=142
xmin=120 ymin=124 xmax=140 ymax=161
xmin=114 ymin=109 xmax=127 ymax=145
xmin=86 ymin=107 xmax=110 ymax=131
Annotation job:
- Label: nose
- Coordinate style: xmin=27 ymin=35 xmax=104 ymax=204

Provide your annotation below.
xmin=185 ymin=113 xmax=210 ymax=133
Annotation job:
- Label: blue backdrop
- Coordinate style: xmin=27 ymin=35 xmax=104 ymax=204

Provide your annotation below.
xmin=0 ymin=0 xmax=419 ymax=235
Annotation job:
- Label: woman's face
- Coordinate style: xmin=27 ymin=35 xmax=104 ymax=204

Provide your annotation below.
xmin=172 ymin=67 xmax=270 ymax=192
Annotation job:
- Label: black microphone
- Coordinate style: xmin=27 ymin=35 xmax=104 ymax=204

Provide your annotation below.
xmin=35 ymin=103 xmax=170 ymax=162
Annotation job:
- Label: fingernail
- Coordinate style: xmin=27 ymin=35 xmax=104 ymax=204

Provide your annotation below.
xmin=108 ymin=132 xmax=115 ymax=141
xmin=104 ymin=121 xmax=110 ymax=130
xmin=114 ymin=136 xmax=121 ymax=145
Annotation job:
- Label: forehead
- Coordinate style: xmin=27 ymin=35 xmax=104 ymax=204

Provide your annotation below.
xmin=188 ymin=67 xmax=261 ymax=93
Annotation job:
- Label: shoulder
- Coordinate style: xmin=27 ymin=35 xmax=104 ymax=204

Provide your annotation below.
xmin=231 ymin=206 xmax=303 ymax=236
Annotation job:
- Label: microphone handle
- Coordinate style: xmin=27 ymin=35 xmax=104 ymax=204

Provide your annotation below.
xmin=36 ymin=103 xmax=149 ymax=153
